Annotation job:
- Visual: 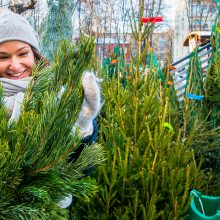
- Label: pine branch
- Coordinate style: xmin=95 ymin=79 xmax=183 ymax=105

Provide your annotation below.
xmin=0 ymin=37 xmax=103 ymax=219
xmin=32 ymin=142 xmax=77 ymax=174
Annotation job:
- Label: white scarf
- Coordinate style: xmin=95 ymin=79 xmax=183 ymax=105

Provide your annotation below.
xmin=0 ymin=77 xmax=31 ymax=96
xmin=0 ymin=77 xmax=32 ymax=122
xmin=0 ymin=72 xmax=101 ymax=137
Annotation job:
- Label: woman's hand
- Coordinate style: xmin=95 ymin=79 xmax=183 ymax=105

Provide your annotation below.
xmin=72 ymin=71 xmax=102 ymax=137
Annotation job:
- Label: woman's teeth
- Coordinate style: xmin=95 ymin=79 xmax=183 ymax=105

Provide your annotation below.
xmin=8 ymin=70 xmax=25 ymax=77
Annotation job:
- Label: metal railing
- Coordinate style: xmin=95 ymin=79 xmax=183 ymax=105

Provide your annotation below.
xmin=170 ymin=43 xmax=212 ymax=102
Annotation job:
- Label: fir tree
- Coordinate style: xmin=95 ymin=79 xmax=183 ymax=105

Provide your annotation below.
xmin=40 ymin=0 xmax=75 ymax=61
xmin=203 ymin=13 xmax=220 ymax=174
xmin=205 ymin=13 xmax=220 ymax=128
xmin=73 ymin=53 xmax=213 ymax=220
xmin=185 ymin=47 xmax=205 ymax=97
xmin=181 ymin=46 xmax=207 ymax=140
xmin=71 ymin=2 xmax=220 ymax=219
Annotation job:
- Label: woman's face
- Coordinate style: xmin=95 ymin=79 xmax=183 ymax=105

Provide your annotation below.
xmin=0 ymin=41 xmax=35 ymax=80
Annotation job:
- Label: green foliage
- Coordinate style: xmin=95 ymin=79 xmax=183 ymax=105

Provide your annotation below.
xmin=73 ymin=59 xmax=212 ymax=219
xmin=186 ymin=47 xmax=205 ymax=97
xmin=71 ymin=4 xmax=220 ymax=219
xmin=202 ymin=13 xmax=220 ymax=181
xmin=205 ymin=14 xmax=220 ymax=128
xmin=179 ymin=47 xmax=208 ymax=142
xmin=0 ymin=37 xmax=105 ymax=220
xmin=103 ymin=47 xmax=126 ymax=82
xmin=205 ymin=54 xmax=220 ymax=127
xmin=72 ymin=5 xmax=219 ymax=218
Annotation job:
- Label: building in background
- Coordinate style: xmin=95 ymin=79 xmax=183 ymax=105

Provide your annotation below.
xmin=173 ymin=0 xmax=217 ymax=62
xmin=95 ymin=33 xmax=131 ymax=64
xmin=152 ymin=29 xmax=173 ymax=67
xmin=173 ymin=0 xmax=189 ymax=62
xmin=95 ymin=28 xmax=173 ymax=67
xmin=188 ymin=0 xmax=216 ymax=31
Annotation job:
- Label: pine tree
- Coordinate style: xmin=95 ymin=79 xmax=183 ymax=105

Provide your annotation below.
xmin=0 ymin=36 xmax=105 ymax=220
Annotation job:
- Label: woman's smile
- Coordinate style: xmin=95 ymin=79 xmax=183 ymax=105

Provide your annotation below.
xmin=6 ymin=69 xmax=27 ymax=78
xmin=0 ymin=41 xmax=35 ymax=79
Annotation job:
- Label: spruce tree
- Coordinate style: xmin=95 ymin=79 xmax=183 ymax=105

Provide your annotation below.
xmin=203 ymin=12 xmax=220 ymax=173
xmin=40 ymin=0 xmax=74 ymax=61
xmin=72 ymin=3 xmax=217 ymax=219
xmin=0 ymin=37 xmax=104 ymax=220
xmin=73 ymin=51 xmax=214 ymax=220
xmin=205 ymin=13 xmax=220 ymax=128
xmin=181 ymin=46 xmax=207 ymax=141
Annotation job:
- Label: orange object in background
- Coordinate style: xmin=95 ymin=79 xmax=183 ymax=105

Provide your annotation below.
xmin=169 ymin=66 xmax=176 ymax=70
xmin=167 ymin=80 xmax=173 ymax=85
xmin=111 ymin=59 xmax=117 ymax=64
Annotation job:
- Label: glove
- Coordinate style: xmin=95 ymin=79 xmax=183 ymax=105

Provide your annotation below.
xmin=72 ymin=71 xmax=102 ymax=137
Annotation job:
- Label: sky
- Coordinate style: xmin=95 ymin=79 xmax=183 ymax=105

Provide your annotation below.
xmin=0 ymin=0 xmax=180 ymax=31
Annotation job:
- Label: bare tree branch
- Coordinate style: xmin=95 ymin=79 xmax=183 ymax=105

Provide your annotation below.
xmin=9 ymin=0 xmax=37 ymax=14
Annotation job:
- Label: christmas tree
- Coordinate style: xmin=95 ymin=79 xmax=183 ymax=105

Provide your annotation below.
xmin=74 ymin=1 xmax=220 ymax=220
xmin=72 ymin=3 xmax=219 ymax=219
xmin=205 ymin=13 xmax=220 ymax=128
xmin=204 ymin=12 xmax=220 ymax=173
xmin=40 ymin=0 xmax=74 ymax=61
xmin=0 ymin=36 xmax=104 ymax=219
xmin=73 ymin=50 xmax=214 ymax=219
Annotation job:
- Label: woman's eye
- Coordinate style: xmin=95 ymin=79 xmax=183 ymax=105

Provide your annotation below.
xmin=0 ymin=56 xmax=8 ymax=60
xmin=19 ymin=52 xmax=29 ymax=56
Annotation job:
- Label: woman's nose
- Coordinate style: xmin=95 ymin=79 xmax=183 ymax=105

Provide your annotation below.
xmin=9 ymin=57 xmax=21 ymax=72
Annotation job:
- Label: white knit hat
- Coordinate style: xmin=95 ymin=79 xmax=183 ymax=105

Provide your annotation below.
xmin=0 ymin=9 xmax=40 ymax=51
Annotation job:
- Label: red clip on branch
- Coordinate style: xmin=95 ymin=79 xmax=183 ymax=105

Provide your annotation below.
xmin=142 ymin=16 xmax=163 ymax=23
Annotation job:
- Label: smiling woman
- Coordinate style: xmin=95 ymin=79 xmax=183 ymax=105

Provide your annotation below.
xmin=0 ymin=8 xmax=102 ymax=212
xmin=0 ymin=8 xmax=47 ymax=118
xmin=0 ymin=41 xmax=35 ymax=80
xmin=0 ymin=8 xmax=48 ymax=80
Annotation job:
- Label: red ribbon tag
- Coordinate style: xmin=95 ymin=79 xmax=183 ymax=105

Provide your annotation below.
xmin=142 ymin=16 xmax=163 ymax=23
